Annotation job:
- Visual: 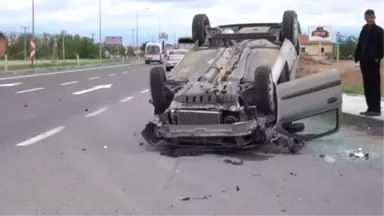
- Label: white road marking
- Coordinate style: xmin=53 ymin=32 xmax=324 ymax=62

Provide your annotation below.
xmin=60 ymin=81 xmax=78 ymax=86
xmin=16 ymin=126 xmax=65 ymax=147
xmin=132 ymin=69 xmax=136 ymax=72
xmin=85 ymin=107 xmax=108 ymax=117
xmin=140 ymin=89 xmax=149 ymax=94
xmin=120 ymin=96 xmax=134 ymax=103
xmin=0 ymin=82 xmax=22 ymax=87
xmin=0 ymin=62 xmax=143 ymax=81
xmin=108 ymin=73 xmax=116 ymax=76
xmin=16 ymin=87 xmax=45 ymax=94
xmin=72 ymin=84 xmax=113 ymax=95
xmin=88 ymin=76 xmax=100 ymax=80
xmin=122 ymin=71 xmax=129 ymax=74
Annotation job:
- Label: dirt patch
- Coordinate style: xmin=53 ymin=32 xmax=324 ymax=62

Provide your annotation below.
xmin=298 ymin=57 xmax=384 ymax=95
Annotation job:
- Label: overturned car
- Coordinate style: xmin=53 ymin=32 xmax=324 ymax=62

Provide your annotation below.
xmin=143 ymin=11 xmax=342 ymax=153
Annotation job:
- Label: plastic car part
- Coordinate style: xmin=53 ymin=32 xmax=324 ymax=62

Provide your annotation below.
xmin=192 ymin=14 xmax=211 ymax=46
xmin=282 ymin=10 xmax=300 ymax=55
xmin=149 ymin=67 xmax=174 ymax=115
xmin=253 ymin=66 xmax=276 ymax=115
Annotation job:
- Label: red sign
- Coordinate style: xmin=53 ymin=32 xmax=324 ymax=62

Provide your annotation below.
xmin=0 ymin=32 xmax=6 ymax=57
xmin=0 ymin=40 xmax=6 ymax=57
xmin=311 ymin=27 xmax=329 ymax=38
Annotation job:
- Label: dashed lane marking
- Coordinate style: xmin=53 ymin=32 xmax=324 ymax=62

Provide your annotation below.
xmin=16 ymin=87 xmax=45 ymax=94
xmin=60 ymin=81 xmax=78 ymax=86
xmin=140 ymin=89 xmax=149 ymax=94
xmin=88 ymin=76 xmax=100 ymax=80
xmin=120 ymin=96 xmax=134 ymax=103
xmin=16 ymin=126 xmax=65 ymax=146
xmin=85 ymin=107 xmax=108 ymax=118
xmin=122 ymin=71 xmax=129 ymax=74
xmin=108 ymin=73 xmax=116 ymax=76
xmin=0 ymin=82 xmax=22 ymax=87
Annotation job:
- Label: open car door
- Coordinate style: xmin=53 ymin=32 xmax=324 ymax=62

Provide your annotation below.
xmin=275 ymin=69 xmax=342 ymax=141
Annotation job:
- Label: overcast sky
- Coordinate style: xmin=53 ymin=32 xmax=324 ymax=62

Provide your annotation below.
xmin=1 ymin=0 xmax=383 ymax=45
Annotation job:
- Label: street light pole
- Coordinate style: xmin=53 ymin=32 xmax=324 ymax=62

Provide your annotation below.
xmin=158 ymin=20 xmax=162 ymax=42
xmin=90 ymin=33 xmax=96 ymax=43
xmin=136 ymin=11 xmax=139 ymax=58
xmin=21 ymin=26 xmax=30 ymax=60
xmin=31 ymin=0 xmax=35 ymax=66
xmin=99 ymin=0 xmax=102 ymax=59
xmin=130 ymin=29 xmax=135 ymax=46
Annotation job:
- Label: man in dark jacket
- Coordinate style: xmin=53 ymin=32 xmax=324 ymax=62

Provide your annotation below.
xmin=354 ymin=9 xmax=383 ymax=116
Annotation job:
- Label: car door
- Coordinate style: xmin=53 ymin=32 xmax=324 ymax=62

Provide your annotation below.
xmin=275 ymin=69 xmax=342 ymax=141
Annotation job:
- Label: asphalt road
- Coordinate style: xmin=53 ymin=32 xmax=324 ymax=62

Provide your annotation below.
xmin=0 ymin=64 xmax=382 ymax=215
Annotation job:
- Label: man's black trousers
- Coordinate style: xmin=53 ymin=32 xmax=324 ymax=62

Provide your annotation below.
xmin=360 ymin=60 xmax=382 ymax=112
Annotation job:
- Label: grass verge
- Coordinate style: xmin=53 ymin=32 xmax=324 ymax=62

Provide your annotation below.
xmin=342 ymin=84 xmax=384 ymax=95
xmin=0 ymin=59 xmax=135 ymax=71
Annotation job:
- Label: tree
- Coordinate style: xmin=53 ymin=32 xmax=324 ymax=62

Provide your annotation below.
xmin=336 ymin=32 xmax=358 ymax=58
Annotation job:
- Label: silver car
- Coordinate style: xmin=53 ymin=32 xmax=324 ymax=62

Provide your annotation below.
xmin=144 ymin=11 xmax=342 ymax=154
xmin=165 ymin=49 xmax=188 ymax=72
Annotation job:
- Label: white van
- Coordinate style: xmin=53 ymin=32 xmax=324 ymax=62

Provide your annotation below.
xmin=144 ymin=42 xmax=163 ymax=64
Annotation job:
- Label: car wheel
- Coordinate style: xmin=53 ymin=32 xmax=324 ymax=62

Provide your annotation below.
xmin=149 ymin=67 xmax=173 ymax=115
xmin=253 ymin=66 xmax=276 ymax=115
xmin=192 ymin=14 xmax=211 ymax=46
xmin=282 ymin=10 xmax=300 ymax=55
xmin=145 ymin=60 xmax=149 ymax=64
xmin=165 ymin=67 xmax=170 ymax=72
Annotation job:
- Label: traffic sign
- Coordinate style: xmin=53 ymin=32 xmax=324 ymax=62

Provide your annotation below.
xmin=159 ymin=32 xmax=168 ymax=40
xmin=29 ymin=40 xmax=36 ymax=60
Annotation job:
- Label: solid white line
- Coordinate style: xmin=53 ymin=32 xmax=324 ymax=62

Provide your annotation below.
xmin=85 ymin=107 xmax=108 ymax=117
xmin=0 ymin=82 xmax=22 ymax=87
xmin=60 ymin=81 xmax=78 ymax=86
xmin=120 ymin=96 xmax=134 ymax=103
xmin=16 ymin=126 xmax=65 ymax=147
xmin=140 ymin=89 xmax=149 ymax=94
xmin=108 ymin=73 xmax=116 ymax=76
xmin=0 ymin=62 xmax=143 ymax=81
xmin=88 ymin=76 xmax=100 ymax=80
xmin=16 ymin=87 xmax=45 ymax=94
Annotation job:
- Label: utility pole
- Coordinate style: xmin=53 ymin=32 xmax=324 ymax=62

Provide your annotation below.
xmin=20 ymin=25 xmax=30 ymax=60
xmin=31 ymin=0 xmax=35 ymax=66
xmin=130 ymin=29 xmax=135 ymax=46
xmin=90 ymin=33 xmax=96 ymax=43
xmin=99 ymin=0 xmax=102 ymax=59
xmin=173 ymin=27 xmax=176 ymax=46
xmin=60 ymin=30 xmax=67 ymax=61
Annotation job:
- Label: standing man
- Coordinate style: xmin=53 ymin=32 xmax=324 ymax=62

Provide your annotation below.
xmin=354 ymin=9 xmax=383 ymax=116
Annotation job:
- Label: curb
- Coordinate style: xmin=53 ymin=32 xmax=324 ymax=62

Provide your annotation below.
xmin=342 ymin=112 xmax=384 ymax=128
xmin=0 ymin=61 xmax=142 ymax=78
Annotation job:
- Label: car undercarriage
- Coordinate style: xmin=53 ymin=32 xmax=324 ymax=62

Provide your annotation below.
xmin=141 ymin=11 xmax=342 ymax=155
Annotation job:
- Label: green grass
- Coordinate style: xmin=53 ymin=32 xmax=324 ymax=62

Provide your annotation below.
xmin=0 ymin=59 xmax=132 ymax=71
xmin=343 ymin=84 xmax=384 ymax=95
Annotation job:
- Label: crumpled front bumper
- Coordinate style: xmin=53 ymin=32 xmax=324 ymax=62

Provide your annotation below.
xmin=156 ymin=120 xmax=258 ymax=137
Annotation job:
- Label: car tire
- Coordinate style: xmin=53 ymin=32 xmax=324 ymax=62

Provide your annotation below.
xmin=282 ymin=10 xmax=300 ymax=55
xmin=145 ymin=60 xmax=149 ymax=64
xmin=253 ymin=66 xmax=276 ymax=115
xmin=192 ymin=14 xmax=211 ymax=46
xmin=149 ymin=67 xmax=174 ymax=115
xmin=165 ymin=67 xmax=170 ymax=72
